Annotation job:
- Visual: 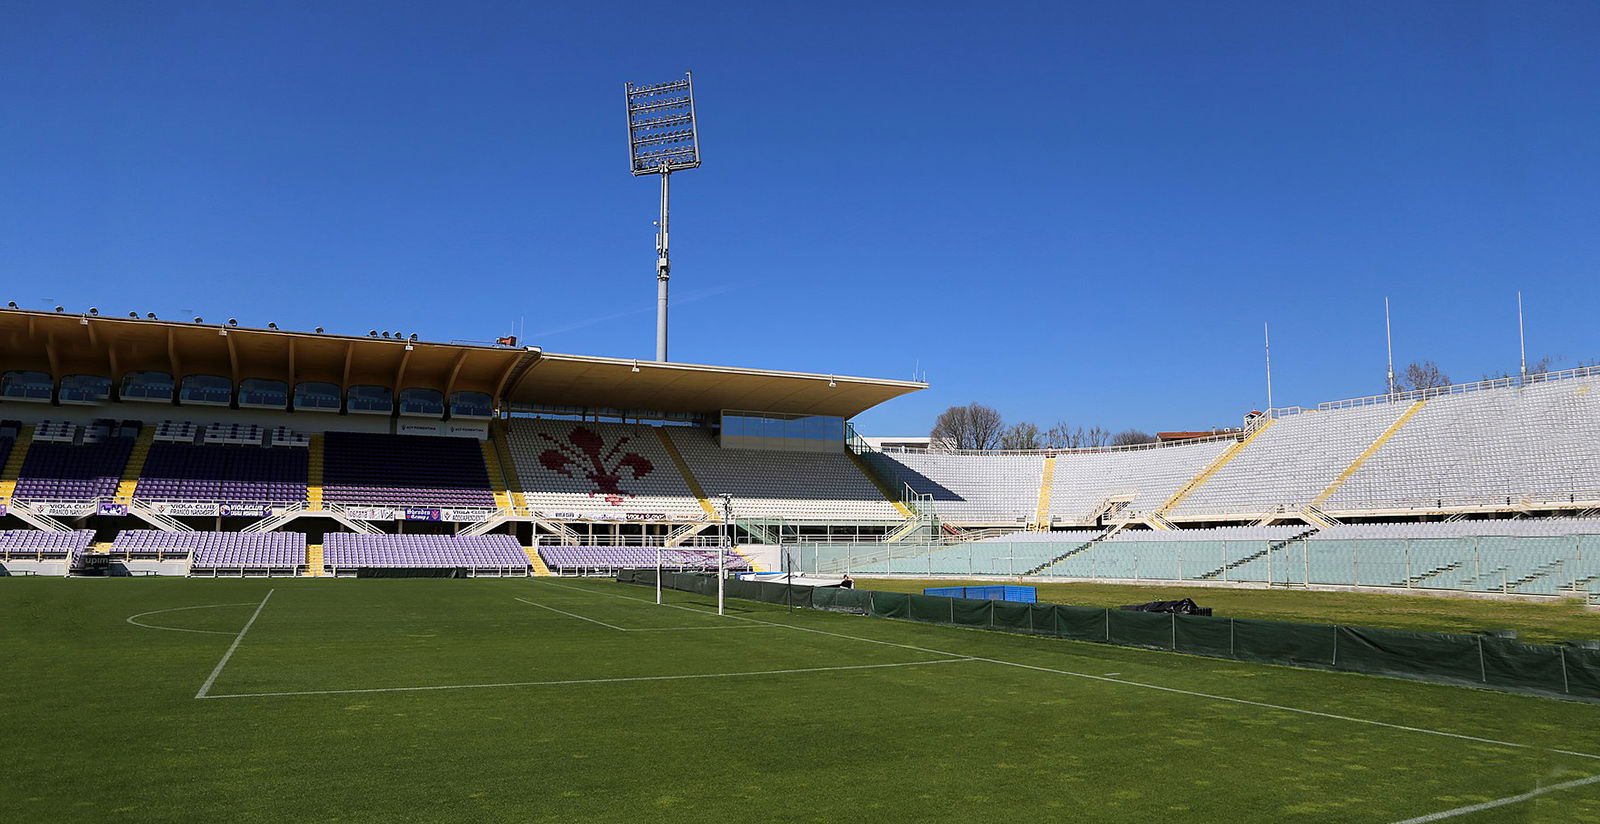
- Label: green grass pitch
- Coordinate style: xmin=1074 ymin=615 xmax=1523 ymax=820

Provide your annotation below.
xmin=5 ymin=577 xmax=1600 ymax=823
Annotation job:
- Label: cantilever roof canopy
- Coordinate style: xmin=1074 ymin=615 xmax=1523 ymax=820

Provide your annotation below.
xmin=0 ymin=309 xmax=924 ymax=419
xmin=505 ymin=353 xmax=926 ymax=419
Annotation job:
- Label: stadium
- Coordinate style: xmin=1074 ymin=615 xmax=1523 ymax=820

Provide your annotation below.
xmin=8 ymin=5 xmax=1600 ymax=824
xmin=5 ymin=304 xmax=1600 ymax=822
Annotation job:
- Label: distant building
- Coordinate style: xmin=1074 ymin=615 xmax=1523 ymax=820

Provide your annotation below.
xmin=860 ymin=435 xmax=932 ymax=452
xmin=1157 ymin=428 xmax=1241 ymax=442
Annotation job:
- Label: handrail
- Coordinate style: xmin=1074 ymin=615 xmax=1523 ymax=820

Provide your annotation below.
xmin=874 ymin=432 xmax=1240 ymax=457
xmin=1261 ymin=364 xmax=1600 ymax=418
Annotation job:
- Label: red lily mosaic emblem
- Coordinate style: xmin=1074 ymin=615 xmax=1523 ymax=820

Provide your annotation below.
xmin=538 ymin=427 xmax=654 ymax=505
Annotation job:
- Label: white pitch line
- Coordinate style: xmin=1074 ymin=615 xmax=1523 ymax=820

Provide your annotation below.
xmin=623 ymin=625 xmax=767 ymax=632
xmin=1388 ymin=771 xmax=1600 ymax=823
xmin=194 ymin=589 xmax=274 ymax=699
xmin=562 ymin=579 xmax=1600 ymax=762
xmin=512 ymin=595 xmax=769 ymax=632
xmin=199 ymin=657 xmax=975 ymax=700
xmin=126 ymin=603 xmax=255 ymax=635
xmin=513 ymin=596 xmax=629 ymax=631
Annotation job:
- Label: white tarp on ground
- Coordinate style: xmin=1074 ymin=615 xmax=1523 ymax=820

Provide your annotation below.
xmin=737 ymin=572 xmax=848 ymax=588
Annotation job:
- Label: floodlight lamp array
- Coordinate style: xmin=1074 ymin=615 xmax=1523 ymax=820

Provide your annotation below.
xmin=626 ymin=74 xmax=700 ymax=175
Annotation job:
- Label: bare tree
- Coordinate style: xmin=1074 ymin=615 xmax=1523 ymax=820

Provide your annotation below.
xmin=930 ymin=403 xmax=1005 ymax=450
xmin=1482 ymin=356 xmax=1556 ymax=382
xmin=1397 ymin=360 xmax=1451 ymax=392
xmin=1083 ymin=425 xmax=1111 ymax=448
xmin=1046 ymin=422 xmax=1082 ymax=449
xmin=1000 ymin=422 xmax=1042 ymax=450
xmin=1109 ymin=428 xmax=1157 ymax=447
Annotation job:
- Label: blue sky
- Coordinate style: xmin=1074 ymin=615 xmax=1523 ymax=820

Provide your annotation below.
xmin=4 ymin=1 xmax=1599 ymax=436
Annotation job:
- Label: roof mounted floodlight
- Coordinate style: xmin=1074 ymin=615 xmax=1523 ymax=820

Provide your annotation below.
xmin=409 ymin=333 xmax=418 ymax=341
xmin=54 ymin=305 xmax=64 ymax=312
xmin=147 ymin=313 xmax=157 ymax=319
xmin=268 ymin=322 xmax=278 ymax=330
xmin=228 ymin=318 xmax=238 ymax=326
xmin=193 ymin=316 xmax=203 ymax=323
xmin=89 ymin=307 xmax=99 ymax=315
xmin=129 ymin=312 xmax=138 ymax=318
xmin=625 ymin=71 xmax=701 ymax=364
xmin=6 ymin=301 xmax=16 ymax=309
xmin=315 ymin=326 xmax=324 ymax=333
xmin=369 ymin=330 xmax=378 ymax=337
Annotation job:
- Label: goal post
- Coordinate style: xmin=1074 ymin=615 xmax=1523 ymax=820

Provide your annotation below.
xmin=651 ymin=542 xmax=728 ymax=616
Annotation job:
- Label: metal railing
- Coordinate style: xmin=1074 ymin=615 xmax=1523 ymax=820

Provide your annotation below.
xmin=1262 ymin=364 xmax=1600 ymax=418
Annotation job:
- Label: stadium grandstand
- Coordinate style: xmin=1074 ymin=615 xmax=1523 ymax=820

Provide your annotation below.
xmin=1 ymin=306 xmax=1598 ymax=604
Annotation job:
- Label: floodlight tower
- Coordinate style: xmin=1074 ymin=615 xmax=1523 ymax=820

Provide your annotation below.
xmin=625 ymin=72 xmax=702 ymax=362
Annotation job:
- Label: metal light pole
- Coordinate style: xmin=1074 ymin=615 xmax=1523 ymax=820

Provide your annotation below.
xmin=1518 ymin=291 xmax=1528 ymax=385
xmin=625 ymin=73 xmax=702 ymax=363
xmin=1385 ymin=297 xmax=1396 ymax=396
xmin=718 ymin=493 xmax=732 ymax=616
xmin=1264 ymin=322 xmax=1273 ymax=414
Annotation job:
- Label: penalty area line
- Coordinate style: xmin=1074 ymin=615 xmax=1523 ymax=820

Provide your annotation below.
xmin=1388 ymin=771 xmax=1600 ymax=823
xmin=198 ymin=656 xmax=977 ymax=700
xmin=194 ymin=589 xmax=274 ymax=699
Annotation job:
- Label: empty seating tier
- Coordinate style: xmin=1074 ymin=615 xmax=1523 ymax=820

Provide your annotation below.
xmin=0 ymin=529 xmax=95 ymax=558
xmin=538 ymin=545 xmax=753 ymax=575
xmin=1051 ymin=440 xmax=1233 ymax=523
xmin=1325 ymin=375 xmax=1600 ymax=512
xmin=14 ymin=436 xmax=135 ymax=501
xmin=870 ymin=452 xmax=1043 ymax=524
xmin=1171 ymin=404 xmax=1408 ymax=518
xmin=120 ymin=534 xmax=304 ymax=566
xmin=666 ymin=427 xmax=900 ymax=521
xmin=135 ymin=442 xmax=308 ymax=504
xmin=322 ymin=534 xmax=529 ymax=571
xmin=506 ymin=419 xmax=704 ymax=518
xmin=180 ymin=531 xmax=309 ymax=573
xmin=321 ymin=432 xmax=495 ymax=508
xmin=825 ymin=528 xmax=1105 ymax=576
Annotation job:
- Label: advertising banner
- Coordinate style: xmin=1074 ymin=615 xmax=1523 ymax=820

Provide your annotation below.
xmin=152 ymin=502 xmax=221 ymax=517
xmin=345 ymin=507 xmax=396 ymax=521
xmin=439 ymin=509 xmax=494 ymax=523
xmin=219 ymin=504 xmax=272 ymax=518
xmin=32 ymin=502 xmax=91 ymax=517
xmin=404 ymin=508 xmax=442 ymax=522
xmin=97 ymin=502 xmax=129 ymax=517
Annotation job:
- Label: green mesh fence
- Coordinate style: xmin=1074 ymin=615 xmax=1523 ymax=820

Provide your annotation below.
xmin=617 ymin=570 xmax=1600 ymax=703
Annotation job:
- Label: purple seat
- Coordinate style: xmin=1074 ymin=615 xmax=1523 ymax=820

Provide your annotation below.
xmin=322 ymin=533 xmax=528 ymax=569
xmin=134 ymin=442 xmax=308 ymax=505
xmin=321 ymin=432 xmax=495 ymax=508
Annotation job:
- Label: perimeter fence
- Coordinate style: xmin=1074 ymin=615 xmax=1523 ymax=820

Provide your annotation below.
xmin=619 ymin=570 xmax=1600 ymax=703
